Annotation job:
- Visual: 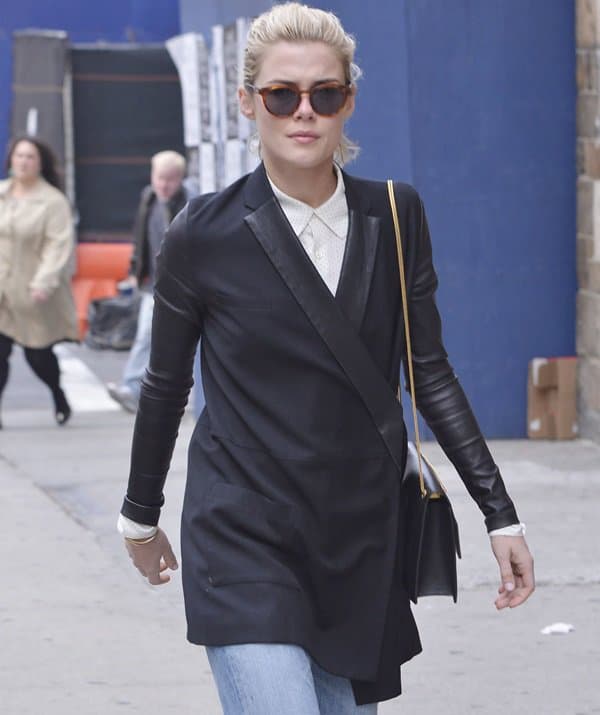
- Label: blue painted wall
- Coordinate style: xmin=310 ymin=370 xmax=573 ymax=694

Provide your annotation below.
xmin=0 ymin=0 xmax=180 ymax=174
xmin=313 ymin=0 xmax=576 ymax=438
xmin=180 ymin=0 xmax=271 ymax=36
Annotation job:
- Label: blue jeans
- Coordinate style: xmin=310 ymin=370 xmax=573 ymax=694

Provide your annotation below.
xmin=206 ymin=644 xmax=378 ymax=715
xmin=122 ymin=291 xmax=153 ymax=398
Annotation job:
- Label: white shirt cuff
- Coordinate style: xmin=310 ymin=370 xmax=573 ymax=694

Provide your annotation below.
xmin=117 ymin=513 xmax=158 ymax=539
xmin=489 ymin=522 xmax=526 ymax=537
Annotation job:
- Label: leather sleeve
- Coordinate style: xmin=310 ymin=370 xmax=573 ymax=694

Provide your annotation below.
xmin=403 ymin=197 xmax=519 ymax=532
xmin=120 ymin=206 xmax=203 ymax=525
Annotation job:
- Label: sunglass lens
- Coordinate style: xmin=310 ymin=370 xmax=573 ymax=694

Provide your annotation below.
xmin=311 ymin=86 xmax=347 ymax=115
xmin=264 ymin=87 xmax=299 ymax=116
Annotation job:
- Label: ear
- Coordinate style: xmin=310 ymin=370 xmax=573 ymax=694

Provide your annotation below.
xmin=239 ymin=86 xmax=256 ymax=120
xmin=343 ymin=85 xmax=356 ymax=121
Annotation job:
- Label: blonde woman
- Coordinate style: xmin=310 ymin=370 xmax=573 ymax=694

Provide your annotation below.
xmin=0 ymin=136 xmax=77 ymax=427
xmin=118 ymin=4 xmax=534 ymax=713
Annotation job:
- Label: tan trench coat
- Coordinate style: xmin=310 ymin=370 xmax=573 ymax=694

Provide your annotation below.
xmin=0 ymin=178 xmax=78 ymax=348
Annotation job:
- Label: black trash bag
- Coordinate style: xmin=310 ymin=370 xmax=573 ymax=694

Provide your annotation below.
xmin=85 ymin=292 xmax=141 ymax=351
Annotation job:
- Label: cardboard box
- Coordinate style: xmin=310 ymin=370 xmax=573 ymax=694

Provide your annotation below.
xmin=527 ymin=357 xmax=578 ymax=440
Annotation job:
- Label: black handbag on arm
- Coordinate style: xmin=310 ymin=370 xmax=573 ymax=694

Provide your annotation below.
xmin=387 ymin=180 xmax=461 ymax=604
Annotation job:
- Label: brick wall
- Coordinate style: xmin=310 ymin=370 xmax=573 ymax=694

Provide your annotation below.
xmin=577 ymin=0 xmax=600 ymax=441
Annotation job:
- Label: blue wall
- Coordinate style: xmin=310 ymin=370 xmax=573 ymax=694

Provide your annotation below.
xmin=180 ymin=0 xmax=271 ymax=36
xmin=313 ymin=0 xmax=576 ymax=438
xmin=0 ymin=0 xmax=180 ymax=174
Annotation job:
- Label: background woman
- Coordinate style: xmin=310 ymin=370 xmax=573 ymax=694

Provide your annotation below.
xmin=0 ymin=136 xmax=78 ymax=426
xmin=119 ymin=4 xmax=535 ymax=713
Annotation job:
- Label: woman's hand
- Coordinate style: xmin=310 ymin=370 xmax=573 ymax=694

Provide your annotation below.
xmin=490 ymin=535 xmax=535 ymax=609
xmin=30 ymin=287 xmax=49 ymax=303
xmin=118 ymin=275 xmax=138 ymax=291
xmin=125 ymin=528 xmax=179 ymax=586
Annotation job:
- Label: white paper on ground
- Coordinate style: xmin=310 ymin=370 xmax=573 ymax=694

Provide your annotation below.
xmin=540 ymin=622 xmax=575 ymax=635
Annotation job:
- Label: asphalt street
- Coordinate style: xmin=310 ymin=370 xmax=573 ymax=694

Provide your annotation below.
xmin=1 ymin=343 xmax=599 ymax=714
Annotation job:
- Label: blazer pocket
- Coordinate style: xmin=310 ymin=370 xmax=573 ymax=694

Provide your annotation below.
xmin=201 ymin=482 xmax=302 ymax=590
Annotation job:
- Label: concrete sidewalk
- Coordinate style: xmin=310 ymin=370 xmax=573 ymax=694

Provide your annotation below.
xmin=1 ymin=405 xmax=599 ymax=714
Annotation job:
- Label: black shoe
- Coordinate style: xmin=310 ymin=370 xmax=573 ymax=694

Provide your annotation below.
xmin=53 ymin=389 xmax=72 ymax=426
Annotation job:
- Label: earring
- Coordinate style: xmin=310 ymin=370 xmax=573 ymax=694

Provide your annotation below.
xmin=248 ymin=133 xmax=261 ymax=157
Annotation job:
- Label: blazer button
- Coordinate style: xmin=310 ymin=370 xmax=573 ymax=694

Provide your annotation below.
xmin=208 ymin=575 xmax=214 ymax=585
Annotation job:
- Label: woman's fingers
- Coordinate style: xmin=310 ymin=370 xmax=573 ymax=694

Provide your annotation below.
xmin=163 ymin=542 xmax=179 ymax=571
xmin=491 ymin=535 xmax=535 ymax=610
xmin=148 ymin=569 xmax=170 ymax=586
xmin=124 ymin=528 xmax=178 ymax=586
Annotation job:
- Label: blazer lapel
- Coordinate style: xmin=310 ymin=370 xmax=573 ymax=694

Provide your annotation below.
xmin=243 ymin=163 xmax=344 ymax=311
xmin=334 ymin=206 xmax=381 ymax=333
xmin=243 ymin=164 xmax=382 ymax=333
xmin=244 ymin=197 xmax=337 ymax=315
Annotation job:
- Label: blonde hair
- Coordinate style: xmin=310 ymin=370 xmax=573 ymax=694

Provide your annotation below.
xmin=244 ymin=2 xmax=361 ymax=165
xmin=151 ymin=150 xmax=186 ymax=174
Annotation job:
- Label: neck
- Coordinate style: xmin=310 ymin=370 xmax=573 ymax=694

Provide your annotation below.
xmin=264 ymin=160 xmax=337 ymax=208
xmin=11 ymin=176 xmax=41 ymax=194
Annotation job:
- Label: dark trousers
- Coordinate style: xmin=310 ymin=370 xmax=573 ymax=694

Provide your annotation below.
xmin=0 ymin=332 xmax=62 ymax=400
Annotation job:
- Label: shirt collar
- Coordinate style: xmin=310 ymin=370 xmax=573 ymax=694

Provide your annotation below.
xmin=268 ymin=164 xmax=347 ymax=239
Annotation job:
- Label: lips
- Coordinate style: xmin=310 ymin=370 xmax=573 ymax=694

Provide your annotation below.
xmin=289 ymin=131 xmax=319 ymax=144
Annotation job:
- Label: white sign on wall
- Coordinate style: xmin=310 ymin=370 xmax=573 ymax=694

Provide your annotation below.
xmin=167 ymin=19 xmax=259 ymax=193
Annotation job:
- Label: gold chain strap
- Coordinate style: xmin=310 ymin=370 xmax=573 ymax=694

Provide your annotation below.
xmin=387 ymin=180 xmax=426 ymax=498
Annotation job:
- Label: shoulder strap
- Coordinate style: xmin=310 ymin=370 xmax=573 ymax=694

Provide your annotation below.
xmin=386 ymin=180 xmax=426 ymax=497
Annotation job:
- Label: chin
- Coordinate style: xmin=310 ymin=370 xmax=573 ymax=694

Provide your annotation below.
xmin=293 ymin=157 xmax=333 ymax=173
xmin=283 ymin=147 xmax=333 ymax=171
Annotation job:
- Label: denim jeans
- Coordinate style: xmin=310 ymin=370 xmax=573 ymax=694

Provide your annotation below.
xmin=122 ymin=291 xmax=154 ymax=398
xmin=206 ymin=643 xmax=378 ymax=715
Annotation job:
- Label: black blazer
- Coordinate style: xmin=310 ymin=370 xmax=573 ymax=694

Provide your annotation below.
xmin=121 ymin=163 xmax=518 ymax=705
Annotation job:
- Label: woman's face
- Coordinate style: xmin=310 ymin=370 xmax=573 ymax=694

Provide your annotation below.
xmin=10 ymin=141 xmax=42 ymax=183
xmin=239 ymin=41 xmax=355 ymax=175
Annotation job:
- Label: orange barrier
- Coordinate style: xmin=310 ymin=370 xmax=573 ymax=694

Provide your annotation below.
xmin=71 ymin=243 xmax=133 ymax=338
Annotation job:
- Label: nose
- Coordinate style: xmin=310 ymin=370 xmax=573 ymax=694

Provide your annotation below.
xmin=294 ymin=91 xmax=314 ymax=119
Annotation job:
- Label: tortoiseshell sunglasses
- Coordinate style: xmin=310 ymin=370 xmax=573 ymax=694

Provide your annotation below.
xmin=248 ymin=81 xmax=352 ymax=117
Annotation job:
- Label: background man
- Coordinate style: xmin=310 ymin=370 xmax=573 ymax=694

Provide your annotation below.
xmin=107 ymin=150 xmax=189 ymax=412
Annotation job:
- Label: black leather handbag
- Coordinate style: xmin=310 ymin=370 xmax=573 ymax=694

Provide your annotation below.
xmin=401 ymin=442 xmax=461 ymax=603
xmin=387 ymin=180 xmax=461 ymax=604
